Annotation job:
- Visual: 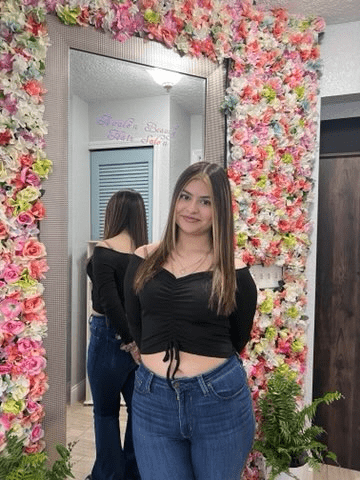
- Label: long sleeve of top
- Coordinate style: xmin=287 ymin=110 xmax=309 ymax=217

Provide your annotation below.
xmin=87 ymin=246 xmax=133 ymax=344
xmin=124 ymin=254 xmax=258 ymax=370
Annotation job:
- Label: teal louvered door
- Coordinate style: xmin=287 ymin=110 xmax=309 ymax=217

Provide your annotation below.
xmin=90 ymin=146 xmax=153 ymax=240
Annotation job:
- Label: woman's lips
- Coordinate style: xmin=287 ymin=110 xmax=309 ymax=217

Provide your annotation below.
xmin=182 ymin=216 xmax=199 ymax=222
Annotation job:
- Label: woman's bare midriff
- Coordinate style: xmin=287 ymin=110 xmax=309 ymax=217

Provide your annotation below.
xmin=141 ymin=351 xmax=227 ymax=378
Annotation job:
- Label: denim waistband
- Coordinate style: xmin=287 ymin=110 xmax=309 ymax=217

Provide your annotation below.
xmin=137 ymin=354 xmax=242 ymax=394
xmin=90 ymin=314 xmax=108 ymax=326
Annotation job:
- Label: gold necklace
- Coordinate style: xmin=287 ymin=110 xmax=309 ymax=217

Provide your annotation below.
xmin=173 ymin=250 xmax=210 ymax=276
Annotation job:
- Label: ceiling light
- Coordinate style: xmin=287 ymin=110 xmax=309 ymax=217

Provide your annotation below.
xmin=147 ymin=68 xmax=182 ymax=92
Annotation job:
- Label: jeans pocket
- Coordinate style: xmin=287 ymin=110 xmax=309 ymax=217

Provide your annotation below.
xmin=207 ymin=363 xmax=247 ymax=400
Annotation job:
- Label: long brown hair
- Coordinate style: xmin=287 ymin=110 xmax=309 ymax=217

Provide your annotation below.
xmin=134 ymin=162 xmax=236 ymax=315
xmin=103 ymin=190 xmax=148 ymax=248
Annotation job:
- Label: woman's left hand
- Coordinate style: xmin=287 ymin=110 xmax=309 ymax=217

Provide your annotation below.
xmin=130 ymin=345 xmax=141 ymax=365
xmin=121 ymin=341 xmax=141 ymax=364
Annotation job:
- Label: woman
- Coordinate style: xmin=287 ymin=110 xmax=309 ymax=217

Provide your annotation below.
xmin=124 ymin=162 xmax=258 ymax=480
xmin=86 ymin=190 xmax=146 ymax=480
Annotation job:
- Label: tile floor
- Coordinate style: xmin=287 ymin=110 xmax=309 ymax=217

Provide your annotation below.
xmin=66 ymin=401 xmax=128 ymax=480
xmin=67 ymin=402 xmax=360 ymax=480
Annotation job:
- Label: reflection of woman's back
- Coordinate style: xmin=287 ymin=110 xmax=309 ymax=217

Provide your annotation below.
xmin=85 ymin=190 xmax=147 ymax=480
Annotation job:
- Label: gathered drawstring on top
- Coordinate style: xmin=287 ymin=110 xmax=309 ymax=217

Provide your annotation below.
xmin=163 ymin=340 xmax=180 ymax=388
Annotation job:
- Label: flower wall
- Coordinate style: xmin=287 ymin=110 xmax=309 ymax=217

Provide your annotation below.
xmin=0 ymin=0 xmax=324 ymax=477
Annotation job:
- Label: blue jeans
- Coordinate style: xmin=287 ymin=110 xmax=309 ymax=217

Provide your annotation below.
xmin=132 ymin=355 xmax=255 ymax=480
xmin=87 ymin=315 xmax=141 ymax=480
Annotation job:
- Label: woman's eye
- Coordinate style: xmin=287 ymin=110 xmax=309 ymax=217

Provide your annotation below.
xmin=179 ymin=193 xmax=190 ymax=200
xmin=201 ymin=199 xmax=211 ymax=206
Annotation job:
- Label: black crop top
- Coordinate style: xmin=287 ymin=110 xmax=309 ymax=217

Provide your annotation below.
xmin=87 ymin=246 xmax=133 ymax=344
xmin=124 ymin=254 xmax=257 ymax=378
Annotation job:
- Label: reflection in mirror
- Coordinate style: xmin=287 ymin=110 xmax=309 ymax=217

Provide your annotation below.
xmin=69 ymin=49 xmax=206 ymax=242
xmin=69 ymin=49 xmax=206 ymax=407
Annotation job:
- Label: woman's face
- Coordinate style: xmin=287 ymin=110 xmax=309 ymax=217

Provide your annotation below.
xmin=175 ymin=178 xmax=213 ymax=237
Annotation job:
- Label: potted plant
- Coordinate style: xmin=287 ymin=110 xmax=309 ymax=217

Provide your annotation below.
xmin=0 ymin=431 xmax=75 ymax=480
xmin=254 ymin=369 xmax=342 ymax=480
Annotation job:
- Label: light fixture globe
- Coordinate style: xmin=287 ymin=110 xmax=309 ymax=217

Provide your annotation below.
xmin=147 ymin=67 xmax=182 ymax=92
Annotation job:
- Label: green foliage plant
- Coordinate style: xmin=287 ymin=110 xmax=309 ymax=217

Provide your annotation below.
xmin=0 ymin=431 xmax=75 ymax=480
xmin=254 ymin=369 xmax=343 ymax=480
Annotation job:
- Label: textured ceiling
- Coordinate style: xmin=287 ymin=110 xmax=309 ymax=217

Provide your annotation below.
xmin=70 ymin=1 xmax=359 ymax=109
xmin=70 ymin=50 xmax=206 ymax=115
xmin=256 ymin=0 xmax=360 ymax=25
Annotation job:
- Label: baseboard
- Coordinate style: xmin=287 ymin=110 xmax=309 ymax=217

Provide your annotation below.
xmin=70 ymin=378 xmax=86 ymax=405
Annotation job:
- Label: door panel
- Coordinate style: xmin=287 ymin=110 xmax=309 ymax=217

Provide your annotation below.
xmin=90 ymin=146 xmax=153 ymax=240
xmin=313 ymin=154 xmax=360 ymax=470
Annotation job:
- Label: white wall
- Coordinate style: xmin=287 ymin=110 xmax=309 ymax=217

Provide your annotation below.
xmin=305 ymin=20 xmax=360 ymax=405
xmin=190 ymin=115 xmax=204 ymax=163
xmin=169 ymin=98 xmax=191 ymax=197
xmin=320 ymin=22 xmax=360 ymax=99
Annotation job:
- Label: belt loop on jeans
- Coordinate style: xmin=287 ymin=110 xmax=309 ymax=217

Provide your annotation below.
xmin=144 ymin=370 xmax=154 ymax=393
xmin=197 ymin=374 xmax=210 ymax=396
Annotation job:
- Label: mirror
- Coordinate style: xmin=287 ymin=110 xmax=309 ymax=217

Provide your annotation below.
xmin=69 ymin=49 xmax=207 ymax=405
xmin=42 ymin=14 xmax=226 ymax=451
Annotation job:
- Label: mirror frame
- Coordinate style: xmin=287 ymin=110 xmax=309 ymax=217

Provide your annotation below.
xmin=42 ymin=14 xmax=226 ymax=452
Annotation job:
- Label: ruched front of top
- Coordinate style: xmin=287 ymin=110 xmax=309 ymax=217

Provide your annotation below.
xmin=124 ymin=254 xmax=257 ymax=379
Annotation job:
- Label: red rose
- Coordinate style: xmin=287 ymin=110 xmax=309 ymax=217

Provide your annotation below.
xmin=0 ymin=129 xmax=12 ymax=145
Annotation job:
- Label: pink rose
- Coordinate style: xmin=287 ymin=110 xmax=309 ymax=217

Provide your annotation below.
xmin=28 ymin=259 xmax=49 ymax=280
xmin=17 ymin=212 xmax=35 ymax=226
xmin=29 ymin=407 xmax=45 ymax=423
xmin=29 ymin=423 xmax=44 ymax=443
xmin=26 ymin=400 xmax=45 ymax=423
xmin=23 ymin=80 xmax=46 ymax=101
xmin=23 ymin=296 xmax=45 ymax=314
xmin=0 ymin=53 xmax=14 ymax=73
xmin=19 ymin=154 xmax=35 ymax=167
xmin=22 ymin=311 xmax=47 ymax=324
xmin=140 ymin=0 xmax=157 ymax=9
xmin=29 ymin=373 xmax=49 ymax=400
xmin=31 ymin=201 xmax=46 ymax=219
xmin=0 ymin=414 xmax=11 ymax=430
xmin=2 ymin=264 xmax=22 ymax=283
xmin=26 ymin=172 xmax=41 ymax=187
xmin=0 ymin=298 xmax=23 ymax=318
xmin=20 ymin=168 xmax=41 ymax=187
xmin=0 ymin=319 xmax=25 ymax=335
xmin=17 ymin=337 xmax=41 ymax=354
xmin=22 ymin=239 xmax=46 ymax=258
xmin=0 ymin=221 xmax=9 ymax=239
xmin=20 ymin=356 xmax=46 ymax=376
xmin=0 ymin=363 xmax=11 ymax=374
xmin=231 ymin=128 xmax=248 ymax=145
xmin=25 ymin=439 xmax=45 ymax=454
xmin=26 ymin=399 xmax=40 ymax=413
xmin=313 ymin=16 xmax=326 ymax=33
xmin=13 ymin=236 xmax=27 ymax=255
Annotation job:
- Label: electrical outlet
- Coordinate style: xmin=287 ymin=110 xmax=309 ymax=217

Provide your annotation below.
xmin=249 ymin=265 xmax=283 ymax=289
